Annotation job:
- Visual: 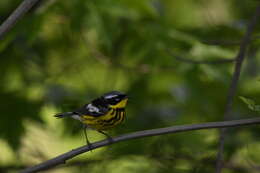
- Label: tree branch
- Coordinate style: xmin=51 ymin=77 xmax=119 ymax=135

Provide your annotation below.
xmin=0 ymin=0 xmax=40 ymax=40
xmin=215 ymin=4 xmax=260 ymax=173
xmin=201 ymin=36 xmax=260 ymax=46
xmin=167 ymin=49 xmax=235 ymax=65
xmin=21 ymin=117 xmax=260 ymax=173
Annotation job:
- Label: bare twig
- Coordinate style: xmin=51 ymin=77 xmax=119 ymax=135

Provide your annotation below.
xmin=21 ymin=117 xmax=260 ymax=173
xmin=174 ymin=54 xmax=234 ymax=64
xmin=201 ymin=36 xmax=260 ymax=46
xmin=167 ymin=50 xmax=235 ymax=65
xmin=201 ymin=39 xmax=240 ymax=46
xmin=0 ymin=0 xmax=40 ymax=40
xmin=215 ymin=4 xmax=260 ymax=173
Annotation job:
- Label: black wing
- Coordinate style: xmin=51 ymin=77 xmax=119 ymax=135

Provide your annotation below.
xmin=74 ymin=98 xmax=110 ymax=117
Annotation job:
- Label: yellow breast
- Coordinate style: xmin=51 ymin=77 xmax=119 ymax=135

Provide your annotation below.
xmin=82 ymin=108 xmax=125 ymax=130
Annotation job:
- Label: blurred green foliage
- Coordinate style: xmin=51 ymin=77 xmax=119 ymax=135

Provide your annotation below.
xmin=240 ymin=96 xmax=260 ymax=112
xmin=0 ymin=0 xmax=260 ymax=173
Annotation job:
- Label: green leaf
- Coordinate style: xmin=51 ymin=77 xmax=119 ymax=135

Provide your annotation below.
xmin=239 ymin=96 xmax=260 ymax=112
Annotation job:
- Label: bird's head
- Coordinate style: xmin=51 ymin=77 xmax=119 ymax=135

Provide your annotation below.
xmin=102 ymin=91 xmax=128 ymax=108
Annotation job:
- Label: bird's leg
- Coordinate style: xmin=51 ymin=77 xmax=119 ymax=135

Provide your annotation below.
xmin=98 ymin=130 xmax=113 ymax=143
xmin=82 ymin=124 xmax=92 ymax=150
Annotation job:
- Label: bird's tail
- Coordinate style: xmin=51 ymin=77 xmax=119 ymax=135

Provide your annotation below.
xmin=54 ymin=112 xmax=74 ymax=118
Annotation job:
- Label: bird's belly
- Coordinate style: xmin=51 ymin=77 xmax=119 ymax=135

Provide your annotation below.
xmin=82 ymin=109 xmax=125 ymax=131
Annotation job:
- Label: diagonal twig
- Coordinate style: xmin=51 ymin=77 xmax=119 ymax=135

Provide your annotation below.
xmin=21 ymin=117 xmax=260 ymax=173
xmin=167 ymin=49 xmax=235 ymax=65
xmin=215 ymin=4 xmax=260 ymax=173
xmin=0 ymin=0 xmax=41 ymax=40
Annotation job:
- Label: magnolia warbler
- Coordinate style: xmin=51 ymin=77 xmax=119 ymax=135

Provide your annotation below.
xmin=54 ymin=91 xmax=128 ymax=147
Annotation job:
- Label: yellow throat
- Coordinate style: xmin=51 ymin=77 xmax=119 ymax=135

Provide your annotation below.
xmin=110 ymin=98 xmax=128 ymax=109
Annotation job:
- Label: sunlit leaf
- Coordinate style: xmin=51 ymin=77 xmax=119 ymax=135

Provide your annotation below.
xmin=239 ymin=96 xmax=260 ymax=112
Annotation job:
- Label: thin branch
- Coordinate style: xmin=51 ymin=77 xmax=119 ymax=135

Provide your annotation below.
xmin=215 ymin=4 xmax=260 ymax=173
xmin=174 ymin=54 xmax=235 ymax=64
xmin=167 ymin=50 xmax=235 ymax=65
xmin=201 ymin=40 xmax=240 ymax=46
xmin=21 ymin=117 xmax=260 ymax=173
xmin=201 ymin=36 xmax=260 ymax=46
xmin=0 ymin=0 xmax=40 ymax=40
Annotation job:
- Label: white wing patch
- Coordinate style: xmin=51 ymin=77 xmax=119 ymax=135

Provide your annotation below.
xmin=104 ymin=94 xmax=117 ymax=99
xmin=86 ymin=104 xmax=101 ymax=113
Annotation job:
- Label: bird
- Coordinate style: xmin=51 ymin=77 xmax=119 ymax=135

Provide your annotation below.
xmin=54 ymin=91 xmax=128 ymax=148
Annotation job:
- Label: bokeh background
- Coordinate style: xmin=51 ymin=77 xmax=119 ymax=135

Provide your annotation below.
xmin=1 ymin=0 xmax=260 ymax=172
